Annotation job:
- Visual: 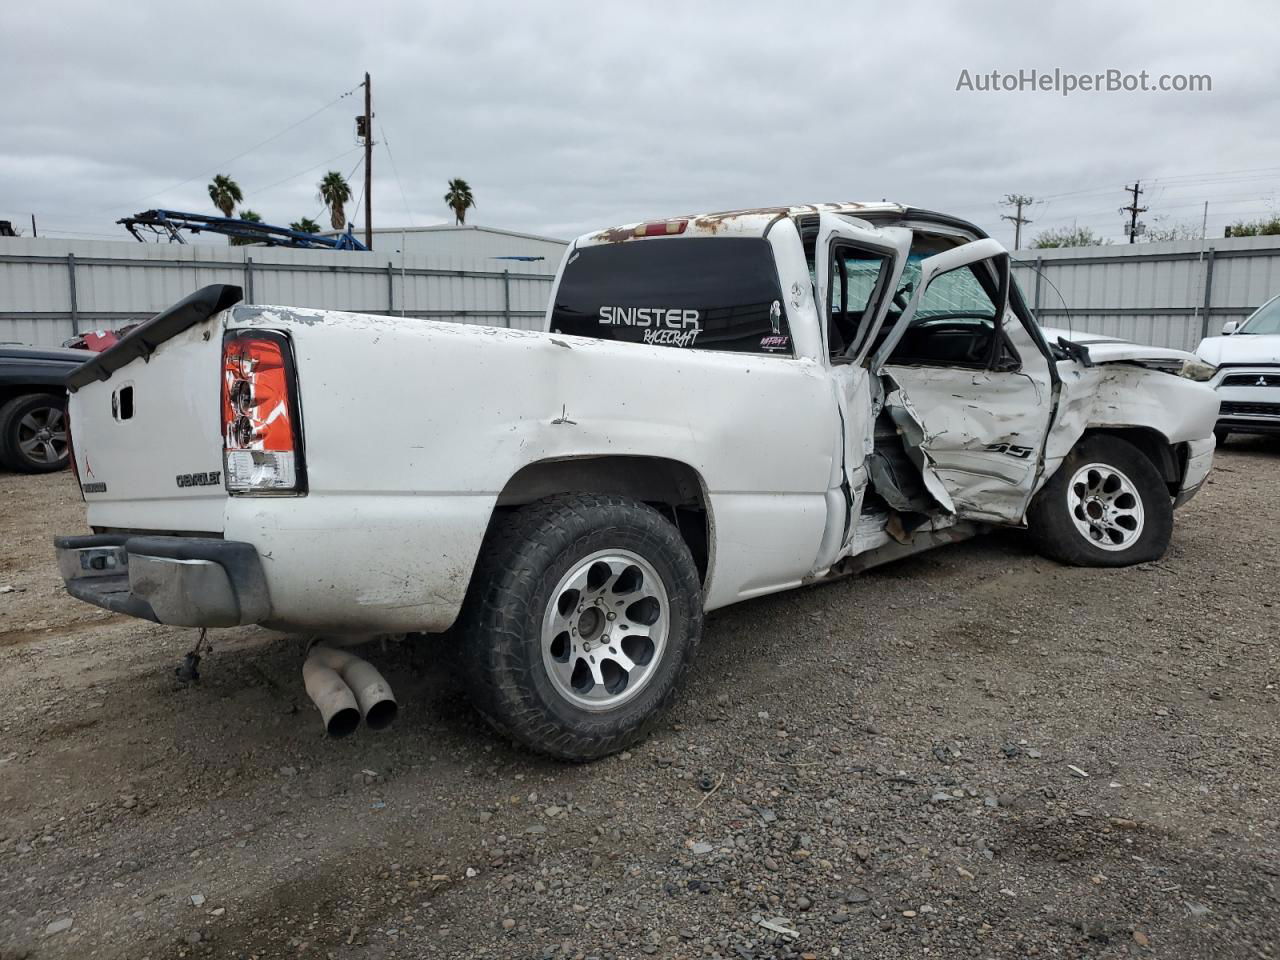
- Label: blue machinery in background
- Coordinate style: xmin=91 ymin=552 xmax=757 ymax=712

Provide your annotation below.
xmin=118 ymin=209 xmax=368 ymax=250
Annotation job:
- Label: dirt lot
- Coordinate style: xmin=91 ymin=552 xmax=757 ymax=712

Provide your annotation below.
xmin=1 ymin=445 xmax=1277 ymax=960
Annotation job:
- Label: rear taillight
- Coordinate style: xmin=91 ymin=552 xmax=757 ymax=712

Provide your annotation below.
xmin=221 ymin=330 xmax=305 ymax=494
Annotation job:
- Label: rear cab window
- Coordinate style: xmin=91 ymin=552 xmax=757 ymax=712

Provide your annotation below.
xmin=549 ymin=237 xmax=792 ymax=356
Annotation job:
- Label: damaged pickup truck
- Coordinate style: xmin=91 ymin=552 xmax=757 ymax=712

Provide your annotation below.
xmin=56 ymin=202 xmax=1218 ymax=759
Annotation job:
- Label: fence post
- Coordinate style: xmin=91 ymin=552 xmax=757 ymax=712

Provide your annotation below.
xmin=1199 ymin=248 xmax=1216 ymax=340
xmin=502 ymin=269 xmax=511 ymax=328
xmin=1033 ymin=256 xmax=1044 ymax=319
xmin=244 ymin=257 xmax=255 ymax=304
xmin=66 ymin=253 xmax=79 ymax=338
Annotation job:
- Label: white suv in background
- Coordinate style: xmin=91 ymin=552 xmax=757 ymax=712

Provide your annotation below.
xmin=1197 ymin=294 xmax=1280 ymax=443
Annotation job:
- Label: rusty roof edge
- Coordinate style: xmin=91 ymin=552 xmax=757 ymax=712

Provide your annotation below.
xmin=581 ymin=201 xmax=910 ymax=245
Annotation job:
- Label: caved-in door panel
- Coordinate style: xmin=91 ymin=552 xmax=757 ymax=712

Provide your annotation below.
xmin=882 ymin=365 xmax=1047 ymax=519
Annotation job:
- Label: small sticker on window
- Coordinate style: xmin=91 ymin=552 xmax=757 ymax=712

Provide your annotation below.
xmin=759 ymin=335 xmax=790 ymax=352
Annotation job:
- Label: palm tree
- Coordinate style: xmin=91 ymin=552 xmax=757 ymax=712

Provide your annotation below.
xmin=290 ymin=216 xmax=322 ymax=235
xmin=443 ymin=178 xmax=476 ymax=225
xmin=208 ymin=174 xmax=243 ymax=218
xmin=229 ymin=209 xmax=262 ymax=247
xmin=318 ymin=171 xmax=352 ymax=230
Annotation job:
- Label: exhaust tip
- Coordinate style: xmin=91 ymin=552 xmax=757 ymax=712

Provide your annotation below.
xmin=327 ymin=706 xmax=362 ymax=738
xmin=363 ymin=699 xmax=398 ymax=731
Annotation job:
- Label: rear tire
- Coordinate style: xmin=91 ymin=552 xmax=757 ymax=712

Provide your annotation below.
xmin=1214 ymin=427 xmax=1231 ymax=447
xmin=1028 ymin=435 xmax=1173 ymax=567
xmin=457 ymin=494 xmax=703 ymax=761
xmin=0 ymin=393 xmax=69 ymax=473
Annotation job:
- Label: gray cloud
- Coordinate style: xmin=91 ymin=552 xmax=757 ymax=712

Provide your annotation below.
xmin=3 ymin=0 xmax=1277 ymax=247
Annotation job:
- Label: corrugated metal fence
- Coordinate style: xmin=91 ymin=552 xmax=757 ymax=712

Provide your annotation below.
xmin=0 ymin=237 xmax=559 ymax=347
xmin=5 ymin=233 xmax=1280 ymax=352
xmin=1013 ymin=233 xmax=1280 ymax=351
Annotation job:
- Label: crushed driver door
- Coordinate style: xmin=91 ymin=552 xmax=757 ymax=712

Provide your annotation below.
xmin=867 ymin=239 xmax=1054 ymax=524
xmin=810 ymin=213 xmax=910 ymax=570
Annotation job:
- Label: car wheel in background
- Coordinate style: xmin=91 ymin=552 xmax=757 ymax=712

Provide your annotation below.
xmin=457 ymin=493 xmax=703 ymax=761
xmin=0 ymin=393 xmax=70 ymax=473
xmin=1214 ymin=427 xmax=1230 ymax=446
xmin=1028 ymin=434 xmax=1173 ymax=567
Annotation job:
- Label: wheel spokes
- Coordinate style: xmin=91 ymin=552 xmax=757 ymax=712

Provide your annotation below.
xmin=542 ymin=550 xmax=670 ymax=710
xmin=1065 ymin=462 xmax=1146 ymax=552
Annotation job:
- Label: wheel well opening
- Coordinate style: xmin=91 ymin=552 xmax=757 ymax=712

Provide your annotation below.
xmin=495 ymin=456 xmax=711 ymax=583
xmin=0 ymin=385 xmax=66 ymax=408
xmin=1082 ymin=427 xmax=1184 ymax=495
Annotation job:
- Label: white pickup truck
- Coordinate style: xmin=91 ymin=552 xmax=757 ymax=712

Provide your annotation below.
xmin=56 ymin=202 xmax=1218 ymax=759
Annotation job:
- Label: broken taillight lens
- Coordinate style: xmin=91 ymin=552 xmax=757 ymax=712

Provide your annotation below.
xmin=221 ymin=330 xmax=305 ymax=494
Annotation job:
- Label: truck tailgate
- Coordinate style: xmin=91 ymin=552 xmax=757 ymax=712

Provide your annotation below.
xmin=67 ymin=286 xmax=240 ymax=534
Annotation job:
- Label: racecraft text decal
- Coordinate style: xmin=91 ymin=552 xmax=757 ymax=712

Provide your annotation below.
xmin=176 ymin=471 xmax=222 ymax=488
xmin=81 ymin=481 xmax=108 ymax=494
xmin=598 ymin=306 xmax=702 ymax=347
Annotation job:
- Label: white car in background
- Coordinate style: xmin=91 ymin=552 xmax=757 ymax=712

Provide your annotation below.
xmin=1196 ymin=294 xmax=1280 ymax=443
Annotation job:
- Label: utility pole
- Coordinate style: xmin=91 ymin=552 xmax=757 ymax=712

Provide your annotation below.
xmin=30 ymin=214 xmax=38 ymax=237
xmin=1121 ymin=181 xmax=1148 ymax=244
xmin=362 ymin=72 xmax=374 ymax=250
xmin=1000 ymin=194 xmax=1034 ymax=250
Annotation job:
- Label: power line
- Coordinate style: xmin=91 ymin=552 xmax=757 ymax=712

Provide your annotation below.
xmin=119 ymin=84 xmax=361 ymax=209
xmin=380 ymin=123 xmax=415 ymax=228
xmin=246 ymin=145 xmax=362 ymax=197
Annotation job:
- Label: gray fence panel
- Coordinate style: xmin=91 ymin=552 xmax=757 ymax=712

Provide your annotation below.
xmin=1013 ymin=234 xmax=1280 ymax=352
xmin=8 ymin=234 xmax=1280 ymax=352
xmin=0 ymin=238 xmax=559 ymax=346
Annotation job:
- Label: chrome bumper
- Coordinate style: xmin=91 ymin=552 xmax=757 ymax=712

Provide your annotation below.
xmin=1173 ymin=437 xmax=1215 ymax=509
xmin=54 ymin=534 xmax=270 ymax=627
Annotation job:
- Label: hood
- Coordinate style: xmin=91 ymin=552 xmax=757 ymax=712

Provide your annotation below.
xmin=1040 ymin=327 xmax=1197 ymax=365
xmin=1195 ymin=334 xmax=1280 ymax=366
xmin=0 ymin=343 xmax=88 ymax=363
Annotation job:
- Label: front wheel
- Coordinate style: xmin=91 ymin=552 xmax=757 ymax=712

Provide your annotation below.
xmin=458 ymin=494 xmax=703 ymax=761
xmin=1028 ymin=435 xmax=1173 ymax=567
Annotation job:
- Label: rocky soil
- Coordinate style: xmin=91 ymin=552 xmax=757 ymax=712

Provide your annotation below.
xmin=0 ymin=441 xmax=1277 ymax=959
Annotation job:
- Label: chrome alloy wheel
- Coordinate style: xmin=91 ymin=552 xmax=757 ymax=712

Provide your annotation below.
xmin=1067 ymin=462 xmax=1145 ymax=551
xmin=17 ymin=405 xmax=67 ymax=465
xmin=540 ymin=549 xmax=670 ymax=711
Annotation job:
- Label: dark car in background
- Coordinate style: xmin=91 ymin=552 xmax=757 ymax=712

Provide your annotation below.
xmin=0 ymin=344 xmax=84 ymax=472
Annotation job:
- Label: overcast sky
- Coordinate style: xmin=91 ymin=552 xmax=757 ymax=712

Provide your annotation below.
xmin=3 ymin=1 xmax=1278 ymax=249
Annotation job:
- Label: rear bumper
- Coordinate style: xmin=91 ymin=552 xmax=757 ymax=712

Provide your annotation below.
xmin=54 ymin=534 xmax=269 ymax=627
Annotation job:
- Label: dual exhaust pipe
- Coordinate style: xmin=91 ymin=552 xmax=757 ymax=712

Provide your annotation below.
xmin=302 ymin=643 xmax=398 ymax=737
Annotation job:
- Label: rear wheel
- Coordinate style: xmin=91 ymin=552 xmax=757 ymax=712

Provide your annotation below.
xmin=1028 ymin=435 xmax=1173 ymax=567
xmin=0 ymin=393 xmax=69 ymax=473
xmin=458 ymin=494 xmax=703 ymax=761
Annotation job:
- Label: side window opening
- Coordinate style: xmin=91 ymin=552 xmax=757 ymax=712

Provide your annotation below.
xmin=549 ymin=237 xmax=792 ymax=356
xmin=827 ymin=245 xmax=893 ymax=361
xmin=888 ymin=254 xmax=1020 ymax=371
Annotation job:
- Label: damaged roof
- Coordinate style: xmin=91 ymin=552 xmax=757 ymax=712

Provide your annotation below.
xmin=579 ymin=201 xmax=909 ymax=245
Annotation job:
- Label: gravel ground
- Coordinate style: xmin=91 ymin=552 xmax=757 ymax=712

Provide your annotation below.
xmin=0 ymin=442 xmax=1277 ymax=960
